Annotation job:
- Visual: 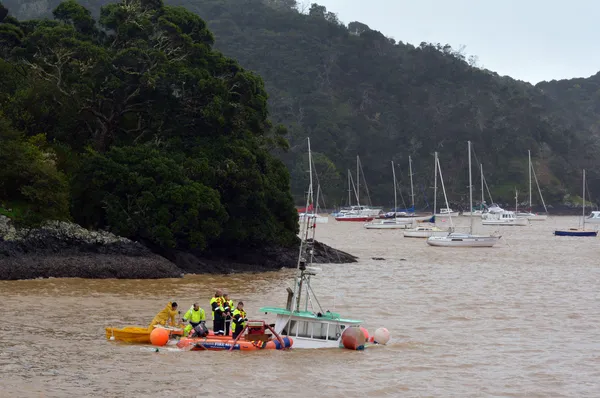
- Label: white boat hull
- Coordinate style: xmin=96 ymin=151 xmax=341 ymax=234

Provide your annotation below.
xmin=461 ymin=212 xmax=483 ymax=217
xmin=404 ymin=229 xmax=449 ymax=238
xmin=481 ymin=218 xmax=528 ymax=226
xmin=516 ymin=212 xmax=547 ymax=221
xmin=364 ymin=219 xmax=413 ymax=229
xmin=436 ymin=212 xmax=460 ymax=217
xmin=427 ymin=233 xmax=500 ymax=247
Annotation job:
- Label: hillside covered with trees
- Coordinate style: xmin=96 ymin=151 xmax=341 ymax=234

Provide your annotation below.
xmin=0 ymin=0 xmax=299 ymax=255
xmin=3 ymin=0 xmax=600 ymax=212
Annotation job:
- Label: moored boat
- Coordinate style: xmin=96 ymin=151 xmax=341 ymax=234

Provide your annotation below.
xmin=554 ymin=229 xmax=597 ymax=237
xmin=404 ymin=225 xmax=448 ymax=238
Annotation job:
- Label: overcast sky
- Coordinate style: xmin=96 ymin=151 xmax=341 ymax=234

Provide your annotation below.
xmin=307 ymin=0 xmax=600 ymax=84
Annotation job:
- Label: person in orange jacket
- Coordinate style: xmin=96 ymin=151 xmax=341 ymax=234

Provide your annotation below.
xmin=148 ymin=302 xmax=179 ymax=331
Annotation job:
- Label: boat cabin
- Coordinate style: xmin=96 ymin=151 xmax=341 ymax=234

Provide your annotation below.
xmin=259 ymin=307 xmax=362 ymax=349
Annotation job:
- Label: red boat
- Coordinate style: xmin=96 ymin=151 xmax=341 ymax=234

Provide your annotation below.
xmin=335 ymin=215 xmax=374 ymax=222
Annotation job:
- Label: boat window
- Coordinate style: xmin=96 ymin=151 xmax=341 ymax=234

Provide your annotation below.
xmin=282 ymin=320 xmax=297 ymax=336
xmin=328 ymin=323 xmax=344 ymax=340
xmin=311 ymin=322 xmax=328 ymax=340
xmin=294 ymin=321 xmax=312 ymax=338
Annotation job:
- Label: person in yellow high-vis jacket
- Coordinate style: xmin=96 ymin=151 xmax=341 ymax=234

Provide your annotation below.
xmin=231 ymin=301 xmax=247 ymax=339
xmin=223 ymin=292 xmax=234 ymax=336
xmin=182 ymin=303 xmax=206 ymax=336
xmin=210 ymin=290 xmax=225 ymax=335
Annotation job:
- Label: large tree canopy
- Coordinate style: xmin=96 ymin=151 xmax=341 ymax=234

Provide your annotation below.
xmin=0 ymin=0 xmax=298 ymax=249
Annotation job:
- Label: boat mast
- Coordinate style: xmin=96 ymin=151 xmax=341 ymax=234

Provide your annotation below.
xmin=583 ymin=169 xmax=586 ymax=227
xmin=356 ymin=155 xmax=360 ymax=207
xmin=433 ymin=152 xmax=438 ymax=216
xmin=528 ymin=150 xmax=532 ymax=211
xmin=409 ymin=156 xmax=415 ymax=211
xmin=481 ymin=164 xmax=484 ymax=208
xmin=515 ymin=188 xmax=518 ymax=213
xmin=468 ymin=141 xmax=473 ymax=232
xmin=294 ymin=137 xmax=315 ymax=312
xmin=392 ymin=161 xmax=397 ymax=215
xmin=347 ymin=170 xmax=351 ymax=206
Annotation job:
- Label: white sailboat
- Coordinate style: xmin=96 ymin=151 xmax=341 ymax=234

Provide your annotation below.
xmin=261 ymin=138 xmax=390 ymax=348
xmin=427 ymin=142 xmax=501 ymax=247
xmin=516 ymin=150 xmax=548 ymax=221
xmin=404 ymin=152 xmax=450 ymax=238
xmin=365 ymin=161 xmax=413 ymax=229
xmin=462 ymin=164 xmax=487 ymax=217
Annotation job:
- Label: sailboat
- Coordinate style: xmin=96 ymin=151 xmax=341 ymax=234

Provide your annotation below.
xmin=335 ymin=157 xmax=381 ymax=221
xmin=554 ymin=169 xmax=598 ymax=237
xmin=516 ymin=150 xmax=549 ymax=221
xmin=462 ymin=164 xmax=487 ymax=217
xmin=261 ymin=138 xmax=390 ymax=348
xmin=427 ymin=142 xmax=501 ymax=247
xmin=365 ymin=161 xmax=414 ymax=229
xmin=404 ymin=152 xmax=450 ymax=238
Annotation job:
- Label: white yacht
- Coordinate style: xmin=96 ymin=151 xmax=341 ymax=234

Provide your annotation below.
xmin=482 ymin=210 xmax=528 ymax=226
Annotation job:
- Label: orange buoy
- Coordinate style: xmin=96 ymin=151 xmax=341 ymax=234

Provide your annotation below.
xmin=359 ymin=327 xmax=369 ymax=341
xmin=150 ymin=327 xmax=170 ymax=346
xmin=341 ymin=326 xmax=366 ymax=350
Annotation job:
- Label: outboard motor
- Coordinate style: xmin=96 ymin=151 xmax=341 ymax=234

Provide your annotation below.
xmin=192 ymin=323 xmax=209 ymax=338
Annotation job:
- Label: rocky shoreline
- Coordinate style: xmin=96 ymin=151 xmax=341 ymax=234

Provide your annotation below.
xmin=0 ymin=216 xmax=357 ymax=280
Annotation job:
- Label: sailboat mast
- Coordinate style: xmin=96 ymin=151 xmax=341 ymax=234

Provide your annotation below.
xmin=347 ymin=171 xmax=351 ymax=206
xmin=583 ymin=169 xmax=586 ymax=223
xmin=409 ymin=156 xmax=415 ymax=211
xmin=481 ymin=164 xmax=484 ymax=206
xmin=528 ymin=150 xmax=532 ymax=211
xmin=356 ymin=156 xmax=360 ymax=206
xmin=392 ymin=161 xmax=397 ymax=213
xmin=468 ymin=141 xmax=473 ymax=232
xmin=433 ymin=152 xmax=438 ymax=215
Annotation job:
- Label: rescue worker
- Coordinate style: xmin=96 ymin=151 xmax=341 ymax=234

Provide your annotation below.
xmin=182 ymin=302 xmax=206 ymax=336
xmin=148 ymin=302 xmax=178 ymax=331
xmin=223 ymin=292 xmax=234 ymax=336
xmin=210 ymin=290 xmax=226 ymax=335
xmin=231 ymin=301 xmax=247 ymax=339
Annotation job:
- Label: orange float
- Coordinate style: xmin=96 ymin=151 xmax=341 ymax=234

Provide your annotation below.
xmin=150 ymin=327 xmax=170 ymax=346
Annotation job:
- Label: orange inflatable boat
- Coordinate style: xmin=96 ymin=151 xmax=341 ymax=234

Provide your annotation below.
xmin=174 ymin=320 xmax=293 ymax=351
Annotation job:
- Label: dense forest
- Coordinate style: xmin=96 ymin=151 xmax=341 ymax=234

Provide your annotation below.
xmin=3 ymin=0 xmax=600 ymax=212
xmin=0 ymin=0 xmax=299 ymax=253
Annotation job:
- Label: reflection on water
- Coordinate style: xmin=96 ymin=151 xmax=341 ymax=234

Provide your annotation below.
xmin=1 ymin=216 xmax=600 ymax=397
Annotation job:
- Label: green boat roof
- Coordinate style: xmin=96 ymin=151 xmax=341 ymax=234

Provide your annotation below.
xmin=259 ymin=306 xmax=362 ymax=324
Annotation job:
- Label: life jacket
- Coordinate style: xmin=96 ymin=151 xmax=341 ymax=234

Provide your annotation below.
xmin=210 ymin=296 xmax=225 ymax=319
xmin=183 ymin=306 xmax=205 ymax=323
xmin=232 ymin=308 xmax=247 ymax=332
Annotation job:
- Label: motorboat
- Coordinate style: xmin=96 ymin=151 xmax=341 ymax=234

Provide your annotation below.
xmin=481 ymin=210 xmax=528 ymax=226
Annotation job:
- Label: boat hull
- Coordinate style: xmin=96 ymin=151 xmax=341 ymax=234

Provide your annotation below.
xmin=554 ymin=230 xmax=598 ymax=237
xmin=105 ymin=325 xmax=183 ymax=344
xmin=516 ymin=212 xmax=548 ymax=221
xmin=427 ymin=234 xmax=500 ymax=247
xmin=364 ymin=219 xmax=413 ymax=229
xmin=435 ymin=212 xmax=460 ymax=217
xmin=335 ymin=216 xmax=374 ymax=222
xmin=404 ymin=229 xmax=449 ymax=238
xmin=481 ymin=219 xmax=528 ymax=226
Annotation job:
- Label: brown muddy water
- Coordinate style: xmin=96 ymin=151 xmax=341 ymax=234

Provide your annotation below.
xmin=1 ymin=216 xmax=599 ymax=397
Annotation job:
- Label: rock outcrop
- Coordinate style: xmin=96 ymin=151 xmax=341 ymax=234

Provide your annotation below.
xmin=0 ymin=216 xmax=182 ymax=280
xmin=0 ymin=216 xmax=358 ymax=280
